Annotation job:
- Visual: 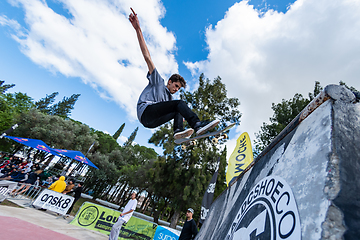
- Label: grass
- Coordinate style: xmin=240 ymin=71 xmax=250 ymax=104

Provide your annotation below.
xmin=0 ymin=199 xmax=24 ymax=208
xmin=68 ymin=197 xmax=116 ymax=216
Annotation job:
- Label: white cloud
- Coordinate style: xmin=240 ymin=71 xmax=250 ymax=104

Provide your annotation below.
xmin=185 ymin=0 xmax=360 ymax=150
xmin=2 ymin=0 xmax=178 ymax=120
xmin=117 ymin=135 xmax=128 ymax=145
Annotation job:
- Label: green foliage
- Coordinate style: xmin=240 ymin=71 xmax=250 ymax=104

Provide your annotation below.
xmin=254 ymin=81 xmax=358 ymax=153
xmin=91 ymin=129 xmax=121 ymax=154
xmin=255 ymin=93 xmax=310 ymax=151
xmin=113 ymin=123 xmax=125 ymax=140
xmin=181 ymin=74 xmax=241 ymax=127
xmin=3 ymin=92 xmax=34 ymax=114
xmin=339 ymin=80 xmax=358 ymax=93
xmin=0 ymin=81 xmax=34 ymax=150
xmin=35 ymin=92 xmax=80 ymax=118
xmin=50 ymin=94 xmax=81 ymax=118
xmin=124 ymin=127 xmax=138 ymax=148
xmin=35 ymin=92 xmax=59 ymax=115
xmin=1 ymin=109 xmax=96 ymax=153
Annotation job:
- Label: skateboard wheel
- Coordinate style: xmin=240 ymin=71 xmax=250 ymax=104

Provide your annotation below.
xmin=222 ymin=133 xmax=228 ymax=139
xmin=181 ymin=145 xmax=186 ymax=150
xmin=190 ymin=140 xmax=196 ymax=146
xmin=212 ymin=138 xmax=218 ymax=144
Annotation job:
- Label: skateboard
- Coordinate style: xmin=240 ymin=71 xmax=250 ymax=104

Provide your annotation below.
xmin=175 ymin=123 xmax=236 ymax=150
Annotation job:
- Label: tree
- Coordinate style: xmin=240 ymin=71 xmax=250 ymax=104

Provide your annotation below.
xmin=1 ymin=109 xmax=97 ymax=153
xmin=254 ymin=81 xmax=358 ymax=153
xmin=113 ymin=123 xmax=125 ymax=140
xmin=0 ymin=81 xmax=34 ymax=150
xmin=0 ymin=80 xmax=15 ymax=94
xmin=254 ymin=93 xmax=310 ymax=152
xmin=35 ymin=92 xmax=80 ymax=118
xmin=148 ymin=74 xmax=241 ymax=227
xmin=124 ymin=127 xmax=138 ymax=147
xmin=91 ymin=130 xmax=121 ymax=154
xmin=35 ymin=92 xmax=59 ymax=115
xmin=50 ymin=93 xmax=81 ymax=118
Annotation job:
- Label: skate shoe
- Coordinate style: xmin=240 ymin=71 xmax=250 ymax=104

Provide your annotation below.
xmin=194 ymin=119 xmax=220 ymax=135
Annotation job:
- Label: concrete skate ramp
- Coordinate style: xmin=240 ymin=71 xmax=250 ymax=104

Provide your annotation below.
xmin=196 ymin=85 xmax=360 ymax=240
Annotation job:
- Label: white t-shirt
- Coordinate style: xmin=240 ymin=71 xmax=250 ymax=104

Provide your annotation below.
xmin=121 ymin=199 xmax=137 ymax=222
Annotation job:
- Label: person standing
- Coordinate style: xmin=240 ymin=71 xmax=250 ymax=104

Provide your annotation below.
xmin=65 ymin=182 xmax=83 ymax=215
xmin=179 ymin=208 xmax=198 ymax=240
xmin=48 ymin=176 xmax=66 ymax=193
xmin=109 ymin=192 xmax=138 ymax=240
xmin=62 ymin=180 xmax=75 ymax=194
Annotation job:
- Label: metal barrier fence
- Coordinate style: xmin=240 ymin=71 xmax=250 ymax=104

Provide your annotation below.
xmin=6 ymin=182 xmax=44 ymax=206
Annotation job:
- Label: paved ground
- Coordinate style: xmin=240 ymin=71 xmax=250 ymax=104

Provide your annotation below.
xmin=0 ymin=198 xmax=108 ymax=240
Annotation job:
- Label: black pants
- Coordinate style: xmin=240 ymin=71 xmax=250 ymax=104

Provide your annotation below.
xmin=141 ymin=100 xmax=200 ymax=131
xmin=67 ymin=197 xmax=80 ymax=214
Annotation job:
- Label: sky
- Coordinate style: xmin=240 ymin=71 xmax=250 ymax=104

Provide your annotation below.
xmin=1 ymin=0 xmax=360 ymax=159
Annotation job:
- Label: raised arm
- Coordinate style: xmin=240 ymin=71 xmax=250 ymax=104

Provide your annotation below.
xmin=129 ymin=8 xmax=155 ymax=74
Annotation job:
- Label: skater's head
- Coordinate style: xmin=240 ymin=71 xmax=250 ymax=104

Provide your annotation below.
xmin=167 ymin=74 xmax=186 ymax=94
xmin=131 ymin=192 xmax=137 ymax=199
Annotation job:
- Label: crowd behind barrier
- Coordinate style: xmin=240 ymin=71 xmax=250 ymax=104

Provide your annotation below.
xmin=0 ymin=152 xmax=82 ymax=207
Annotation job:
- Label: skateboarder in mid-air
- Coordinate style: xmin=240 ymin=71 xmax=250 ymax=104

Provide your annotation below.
xmin=129 ymin=8 xmax=219 ymax=139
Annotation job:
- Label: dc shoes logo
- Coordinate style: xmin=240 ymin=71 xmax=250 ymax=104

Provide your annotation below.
xmin=226 ymin=176 xmax=301 ymax=240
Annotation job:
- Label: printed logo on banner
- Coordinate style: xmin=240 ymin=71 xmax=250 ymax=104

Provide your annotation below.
xmin=225 ymin=176 xmax=301 ymax=240
xmin=0 ymin=186 xmax=11 ymax=196
xmin=71 ymin=202 xmax=157 ymax=239
xmin=78 ymin=205 xmax=100 ymax=226
xmin=33 ymin=189 xmax=74 ymax=215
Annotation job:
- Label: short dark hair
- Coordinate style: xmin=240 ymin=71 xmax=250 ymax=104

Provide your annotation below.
xmin=169 ymin=74 xmax=186 ymax=88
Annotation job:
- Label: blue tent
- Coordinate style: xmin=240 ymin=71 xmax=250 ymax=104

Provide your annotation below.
xmin=52 ymin=149 xmax=98 ymax=169
xmin=5 ymin=136 xmax=60 ymax=157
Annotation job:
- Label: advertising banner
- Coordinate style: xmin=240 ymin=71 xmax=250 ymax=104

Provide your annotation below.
xmin=226 ymin=132 xmax=254 ymax=186
xmin=70 ymin=202 xmax=157 ymax=240
xmin=0 ymin=180 xmax=17 ymax=202
xmin=200 ymin=157 xmax=220 ymax=224
xmin=32 ymin=189 xmax=74 ymax=215
xmin=225 ymin=176 xmax=301 ymax=239
xmin=153 ymin=225 xmax=179 ymax=240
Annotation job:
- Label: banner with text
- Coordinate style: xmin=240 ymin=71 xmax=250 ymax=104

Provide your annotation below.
xmin=226 ymin=132 xmax=254 ymax=186
xmin=0 ymin=180 xmax=17 ymax=202
xmin=153 ymin=225 xmax=179 ymax=240
xmin=32 ymin=189 xmax=74 ymax=215
xmin=200 ymin=157 xmax=220 ymax=224
xmin=70 ymin=202 xmax=157 ymax=240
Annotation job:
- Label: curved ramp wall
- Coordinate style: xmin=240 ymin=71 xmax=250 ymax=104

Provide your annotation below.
xmin=196 ymin=85 xmax=360 ymax=240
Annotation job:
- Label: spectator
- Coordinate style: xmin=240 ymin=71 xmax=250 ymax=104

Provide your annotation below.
xmin=12 ymin=170 xmax=27 ymax=182
xmin=178 ymin=208 xmax=198 ymax=240
xmin=19 ymin=159 xmax=28 ymax=169
xmin=33 ymin=163 xmax=41 ymax=171
xmin=109 ymin=192 xmax=138 ymax=240
xmin=42 ymin=176 xmax=53 ymax=187
xmin=0 ymin=159 xmax=10 ymax=169
xmin=0 ymin=168 xmax=19 ymax=180
xmin=23 ymin=160 xmax=33 ymax=173
xmin=0 ymin=165 xmax=12 ymax=177
xmin=62 ymin=180 xmax=75 ymax=194
xmin=11 ymin=170 xmax=43 ymax=196
xmin=48 ymin=176 xmax=67 ymax=193
xmin=65 ymin=182 xmax=83 ymax=215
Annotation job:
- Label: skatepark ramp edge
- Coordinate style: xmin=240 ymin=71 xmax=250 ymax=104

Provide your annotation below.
xmin=196 ymin=84 xmax=360 ymax=240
